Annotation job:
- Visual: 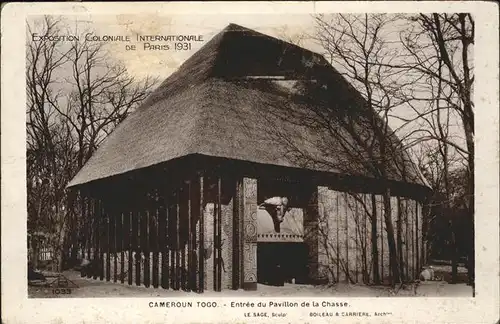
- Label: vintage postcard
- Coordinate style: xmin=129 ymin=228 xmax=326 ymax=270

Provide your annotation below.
xmin=1 ymin=1 xmax=499 ymax=323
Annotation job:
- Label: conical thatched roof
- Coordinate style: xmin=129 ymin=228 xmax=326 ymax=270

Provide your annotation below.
xmin=68 ymin=24 xmax=427 ymax=189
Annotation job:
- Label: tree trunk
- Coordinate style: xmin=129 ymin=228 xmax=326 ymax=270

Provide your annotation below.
xmin=383 ymin=187 xmax=400 ymax=287
xmin=69 ymin=194 xmax=79 ymax=264
xmin=450 ymin=219 xmax=458 ymax=284
xmin=55 ymin=212 xmax=69 ymax=272
xmin=31 ymin=238 xmax=39 ymax=270
xmin=465 ymin=127 xmax=475 ymax=293
xmin=467 ymin=195 xmax=475 ymax=295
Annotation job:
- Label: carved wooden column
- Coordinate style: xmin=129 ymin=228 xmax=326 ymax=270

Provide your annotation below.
xmin=233 ymin=179 xmax=243 ymax=290
xmin=242 ymin=177 xmax=258 ymax=291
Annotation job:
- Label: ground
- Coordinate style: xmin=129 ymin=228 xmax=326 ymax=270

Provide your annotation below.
xmin=28 ymin=265 xmax=472 ymax=298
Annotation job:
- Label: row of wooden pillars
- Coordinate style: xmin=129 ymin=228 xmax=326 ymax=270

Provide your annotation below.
xmin=78 ymin=175 xmax=258 ymax=292
xmin=78 ymin=175 xmax=228 ymax=292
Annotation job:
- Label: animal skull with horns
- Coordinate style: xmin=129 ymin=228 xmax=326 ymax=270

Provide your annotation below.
xmin=259 ymin=196 xmax=290 ymax=224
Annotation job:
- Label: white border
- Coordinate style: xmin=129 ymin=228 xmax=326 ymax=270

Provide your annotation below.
xmin=2 ymin=2 xmax=499 ymax=323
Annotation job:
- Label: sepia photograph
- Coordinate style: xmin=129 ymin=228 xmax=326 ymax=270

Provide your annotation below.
xmin=2 ymin=2 xmax=498 ymax=324
xmin=25 ymin=12 xmax=475 ymax=298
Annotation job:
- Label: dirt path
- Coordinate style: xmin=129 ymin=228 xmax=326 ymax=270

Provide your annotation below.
xmin=28 ymin=271 xmax=472 ymax=298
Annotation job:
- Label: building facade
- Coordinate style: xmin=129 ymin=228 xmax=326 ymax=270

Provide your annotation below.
xmin=67 ymin=24 xmax=430 ymax=292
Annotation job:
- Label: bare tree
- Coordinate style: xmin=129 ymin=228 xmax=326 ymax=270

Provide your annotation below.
xmin=51 ymin=34 xmax=158 ymax=169
xmin=26 ymin=16 xmax=72 ymax=270
xmin=398 ymin=13 xmax=474 ymax=287
xmin=309 ymin=13 xmax=418 ymax=287
xmin=308 ymin=13 xmax=474 ymax=289
xmin=26 ymin=16 xmax=158 ymax=271
xmin=249 ymin=13 xmax=473 ymax=290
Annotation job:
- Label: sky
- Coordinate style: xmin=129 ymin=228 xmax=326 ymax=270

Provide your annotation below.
xmin=60 ymin=14 xmax=319 ymax=79
xmin=27 ymin=13 xmax=468 ymax=169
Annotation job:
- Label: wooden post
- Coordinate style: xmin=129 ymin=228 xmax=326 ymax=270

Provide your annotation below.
xmin=144 ymin=209 xmax=151 ymax=288
xmin=198 ymin=176 xmax=205 ymax=293
xmin=213 ymin=185 xmax=218 ymax=292
xmin=95 ymin=198 xmax=100 ymax=279
xmin=175 ymin=189 xmax=181 ymax=290
xmin=161 ymin=191 xmax=172 ymax=289
xmin=187 ymin=181 xmax=192 ymax=291
xmin=405 ymin=199 xmax=410 ymax=281
xmin=86 ymin=195 xmax=92 ymax=276
xmin=120 ymin=212 xmax=125 ymax=284
xmin=415 ymin=200 xmax=419 ymax=275
xmin=191 ymin=181 xmax=198 ymax=292
xmin=396 ymin=197 xmax=402 ymax=283
xmin=408 ymin=201 xmax=417 ymax=280
xmin=93 ymin=198 xmax=100 ymax=280
xmin=193 ymin=180 xmax=199 ymax=292
xmin=152 ymin=192 xmax=160 ymax=289
xmin=355 ymin=200 xmax=359 ymax=283
xmin=336 ymin=192 xmax=340 ymax=282
xmin=80 ymin=193 xmax=87 ymax=277
xmin=160 ymin=189 xmax=169 ymax=289
xmin=344 ymin=192 xmax=349 ymax=283
xmin=80 ymin=192 xmax=86 ymax=261
xmin=90 ymin=198 xmax=96 ymax=278
xmin=380 ymin=196 xmax=384 ymax=282
xmin=216 ymin=176 xmax=222 ymax=291
xmin=181 ymin=185 xmax=187 ymax=291
xmin=170 ymin=193 xmax=176 ymax=290
xmin=113 ymin=208 xmax=118 ymax=283
xmin=371 ymin=194 xmax=380 ymax=284
xmin=106 ymin=205 xmax=111 ymax=282
xmin=134 ymin=210 xmax=141 ymax=286
xmin=83 ymin=194 xmax=87 ymax=263
xmin=99 ymin=199 xmax=105 ymax=281
xmin=128 ymin=211 xmax=133 ymax=286
xmin=362 ymin=194 xmax=371 ymax=284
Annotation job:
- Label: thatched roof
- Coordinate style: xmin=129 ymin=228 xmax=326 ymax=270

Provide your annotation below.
xmin=68 ymin=24 xmax=427 ymax=188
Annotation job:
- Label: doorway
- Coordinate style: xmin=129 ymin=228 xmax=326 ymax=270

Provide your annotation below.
xmin=257 ymin=242 xmax=308 ymax=286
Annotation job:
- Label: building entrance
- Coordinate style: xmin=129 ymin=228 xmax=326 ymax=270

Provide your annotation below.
xmin=257 ymin=242 xmax=308 ymax=286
